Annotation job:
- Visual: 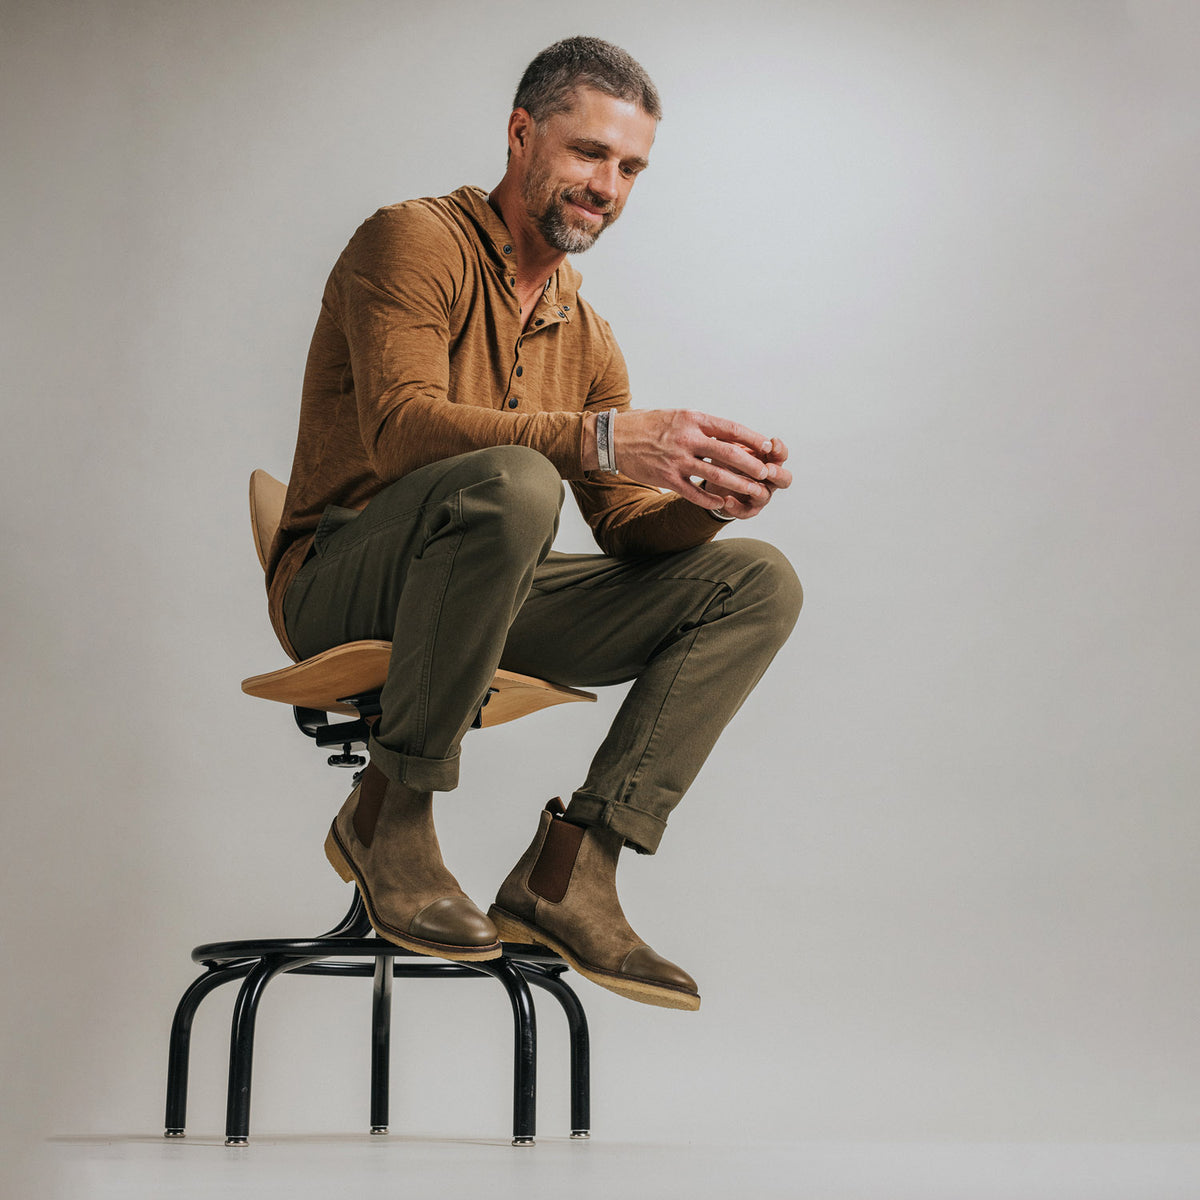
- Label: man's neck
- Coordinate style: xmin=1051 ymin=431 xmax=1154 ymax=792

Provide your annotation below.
xmin=488 ymin=179 xmax=565 ymax=298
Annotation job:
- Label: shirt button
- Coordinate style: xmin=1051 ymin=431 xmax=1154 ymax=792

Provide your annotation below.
xmin=509 ymin=277 xmax=516 ymax=286
xmin=503 ymin=244 xmax=512 ymax=254
xmin=534 ymin=318 xmax=544 ymax=326
xmin=508 ymin=397 xmax=519 ymax=409
xmin=515 ymin=366 xmax=524 ymax=377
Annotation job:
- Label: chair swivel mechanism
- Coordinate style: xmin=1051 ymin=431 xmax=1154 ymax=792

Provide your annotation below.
xmin=164 ymin=469 xmax=598 ymax=1146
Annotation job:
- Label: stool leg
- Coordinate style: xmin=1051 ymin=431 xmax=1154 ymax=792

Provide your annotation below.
xmin=224 ymin=956 xmax=296 ymax=1145
xmin=524 ymin=968 xmax=591 ymax=1139
xmin=321 ymin=890 xmax=371 ymax=938
xmin=164 ymin=962 xmax=252 ymax=1137
xmin=370 ymin=954 xmax=392 ymax=1133
xmin=477 ymin=958 xmax=538 ymax=1145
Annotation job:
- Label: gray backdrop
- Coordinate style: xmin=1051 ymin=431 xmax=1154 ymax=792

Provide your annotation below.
xmin=3 ymin=0 xmax=1197 ymax=1165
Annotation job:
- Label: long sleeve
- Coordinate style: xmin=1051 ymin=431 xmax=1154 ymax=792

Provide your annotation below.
xmin=333 ymin=205 xmax=590 ymax=481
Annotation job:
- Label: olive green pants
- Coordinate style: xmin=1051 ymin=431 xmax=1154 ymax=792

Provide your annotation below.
xmin=283 ymin=445 xmax=802 ymax=853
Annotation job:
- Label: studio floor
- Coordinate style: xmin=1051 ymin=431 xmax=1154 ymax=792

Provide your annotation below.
xmin=31 ymin=1134 xmax=1200 ymax=1200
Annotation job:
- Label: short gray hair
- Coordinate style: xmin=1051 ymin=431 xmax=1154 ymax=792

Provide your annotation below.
xmin=513 ymin=36 xmax=662 ymax=122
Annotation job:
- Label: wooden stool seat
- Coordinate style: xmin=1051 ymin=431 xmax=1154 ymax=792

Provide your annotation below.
xmin=242 ymin=639 xmax=595 ymax=723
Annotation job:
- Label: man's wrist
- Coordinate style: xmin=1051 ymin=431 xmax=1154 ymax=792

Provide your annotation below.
xmin=595 ymin=409 xmax=619 ymax=474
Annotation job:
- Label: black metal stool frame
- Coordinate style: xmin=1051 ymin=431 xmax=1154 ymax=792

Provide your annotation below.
xmin=164 ymin=696 xmax=591 ymax=1147
xmin=164 ymin=891 xmax=590 ymax=1146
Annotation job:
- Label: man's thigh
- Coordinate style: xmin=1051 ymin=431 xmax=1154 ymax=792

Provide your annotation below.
xmin=499 ymin=539 xmax=759 ymax=687
xmin=283 ymin=446 xmax=556 ymax=658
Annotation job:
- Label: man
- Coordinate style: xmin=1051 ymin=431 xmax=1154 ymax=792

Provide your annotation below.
xmin=266 ymin=37 xmax=802 ymax=1011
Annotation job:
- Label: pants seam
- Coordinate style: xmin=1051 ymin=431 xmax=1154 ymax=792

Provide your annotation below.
xmin=621 ymin=625 xmax=702 ymax=803
xmin=411 ymin=495 xmax=467 ymax=759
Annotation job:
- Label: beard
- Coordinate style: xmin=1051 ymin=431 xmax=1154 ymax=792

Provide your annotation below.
xmin=521 ymin=160 xmax=617 ymax=254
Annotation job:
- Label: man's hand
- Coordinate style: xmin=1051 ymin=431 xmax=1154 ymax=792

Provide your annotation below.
xmin=606 ymin=409 xmax=791 ymax=517
xmin=701 ymin=434 xmax=791 ymax=520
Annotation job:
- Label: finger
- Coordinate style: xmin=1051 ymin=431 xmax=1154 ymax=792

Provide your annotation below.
xmin=757 ymin=461 xmax=791 ymax=487
xmin=766 ymin=462 xmax=793 ymax=490
xmin=715 ymin=491 xmax=759 ymax=520
xmin=700 ymin=438 xmax=774 ymax=483
xmin=678 ymin=474 xmax=727 ymax=510
xmin=765 ymin=436 xmax=790 ymax=464
xmin=696 ymin=461 xmax=771 ymax=504
xmin=693 ymin=413 xmax=773 ymax=457
xmin=732 ymin=487 xmax=775 ymax=518
xmin=695 ymin=474 xmax=758 ymax=514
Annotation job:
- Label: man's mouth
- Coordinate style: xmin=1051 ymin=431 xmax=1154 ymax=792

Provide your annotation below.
xmin=564 ymin=192 xmax=612 ymax=222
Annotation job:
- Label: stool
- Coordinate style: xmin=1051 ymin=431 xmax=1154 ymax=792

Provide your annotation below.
xmin=162 ymin=470 xmax=598 ymax=1145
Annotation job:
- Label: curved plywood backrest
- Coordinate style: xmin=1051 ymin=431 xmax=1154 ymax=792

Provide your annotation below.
xmin=249 ymin=468 xmax=288 ymax=571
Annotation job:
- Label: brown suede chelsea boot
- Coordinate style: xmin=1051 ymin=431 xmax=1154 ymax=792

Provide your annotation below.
xmin=325 ymin=763 xmax=501 ymax=961
xmin=489 ymin=799 xmax=700 ymax=1010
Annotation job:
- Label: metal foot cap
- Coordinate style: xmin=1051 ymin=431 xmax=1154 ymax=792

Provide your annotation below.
xmin=570 ymin=1130 xmax=591 ymax=1139
xmin=163 ymin=1129 xmax=185 ymax=1139
xmin=370 ymin=1126 xmax=388 ymax=1135
xmin=225 ymin=1137 xmax=249 ymax=1147
xmin=512 ymin=1136 xmax=535 ymax=1147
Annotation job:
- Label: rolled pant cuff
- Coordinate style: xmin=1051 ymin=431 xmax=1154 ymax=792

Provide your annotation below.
xmin=368 ymin=732 xmax=459 ymax=792
xmin=564 ymin=791 xmax=667 ymax=856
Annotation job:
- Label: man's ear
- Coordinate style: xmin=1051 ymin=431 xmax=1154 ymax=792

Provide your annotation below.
xmin=507 ymin=107 xmax=534 ymax=158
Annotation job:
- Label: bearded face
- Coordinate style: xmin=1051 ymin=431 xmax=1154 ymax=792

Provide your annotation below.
xmin=520 ymin=153 xmax=619 ymax=254
xmin=509 ymin=88 xmax=655 ymax=256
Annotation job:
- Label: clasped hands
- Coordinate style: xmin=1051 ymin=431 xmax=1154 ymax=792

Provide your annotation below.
xmin=602 ymin=408 xmax=791 ymax=520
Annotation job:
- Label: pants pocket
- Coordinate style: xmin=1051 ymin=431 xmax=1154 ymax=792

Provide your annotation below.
xmin=312 ymin=504 xmax=361 ymax=556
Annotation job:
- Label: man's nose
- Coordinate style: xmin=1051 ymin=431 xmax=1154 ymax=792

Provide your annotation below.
xmin=589 ymin=161 xmax=620 ymax=203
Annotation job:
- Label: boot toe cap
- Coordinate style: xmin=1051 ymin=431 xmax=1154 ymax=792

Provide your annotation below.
xmin=620 ymin=945 xmax=698 ymax=994
xmin=410 ymin=896 xmax=499 ymax=947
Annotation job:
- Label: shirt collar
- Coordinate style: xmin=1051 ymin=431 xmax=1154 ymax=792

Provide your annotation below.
xmin=451 ymin=185 xmax=581 ymax=313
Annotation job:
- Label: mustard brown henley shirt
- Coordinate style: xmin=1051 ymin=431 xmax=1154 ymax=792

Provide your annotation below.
xmin=266 ymin=185 xmax=721 ymax=658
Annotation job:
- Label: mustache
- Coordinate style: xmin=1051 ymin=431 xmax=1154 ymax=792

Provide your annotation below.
xmin=561 ymin=186 xmax=615 ymax=216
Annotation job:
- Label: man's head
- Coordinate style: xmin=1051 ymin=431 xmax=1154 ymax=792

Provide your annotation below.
xmin=506 ymin=37 xmax=660 ymax=255
xmin=513 ymin=35 xmax=662 ymax=124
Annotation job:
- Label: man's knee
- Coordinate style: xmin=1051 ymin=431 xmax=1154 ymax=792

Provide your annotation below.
xmin=722 ymin=538 xmax=804 ymax=641
xmin=475 ymin=443 xmax=563 ymax=499
xmin=456 ymin=445 xmax=564 ymax=545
